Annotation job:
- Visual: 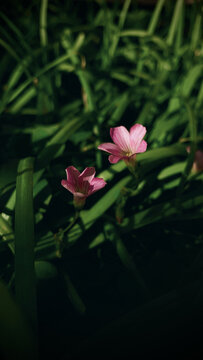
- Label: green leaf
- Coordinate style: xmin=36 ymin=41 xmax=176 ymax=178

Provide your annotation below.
xmin=147 ymin=0 xmax=166 ymax=35
xmin=166 ymin=0 xmax=184 ymax=46
xmin=158 ymin=162 xmax=186 ymax=180
xmin=190 ymin=12 xmax=202 ymax=51
xmin=109 ymin=91 xmax=131 ymax=125
xmin=89 ymin=233 xmax=105 ymax=249
xmin=15 ymin=157 xmax=37 ymax=334
xmin=121 ymin=193 xmax=203 ymax=233
xmin=9 ymin=87 xmax=36 ymax=114
xmin=120 ymin=30 xmax=149 ymax=37
xmin=0 ymin=280 xmax=37 ymax=360
xmin=99 ymin=144 xmax=186 ymax=182
xmin=181 ymin=64 xmax=203 ymax=98
xmin=0 ymin=214 xmax=15 ymax=254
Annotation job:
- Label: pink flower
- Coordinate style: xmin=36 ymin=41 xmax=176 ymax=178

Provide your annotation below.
xmin=98 ymin=124 xmax=147 ymax=164
xmin=61 ymin=166 xmax=107 ymax=209
xmin=187 ymin=147 xmax=203 ymax=173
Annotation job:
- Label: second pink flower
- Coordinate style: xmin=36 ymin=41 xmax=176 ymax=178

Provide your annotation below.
xmin=98 ymin=124 xmax=147 ymax=164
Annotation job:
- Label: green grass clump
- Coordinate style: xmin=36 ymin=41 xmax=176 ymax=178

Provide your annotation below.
xmin=0 ymin=1 xmax=203 ymax=358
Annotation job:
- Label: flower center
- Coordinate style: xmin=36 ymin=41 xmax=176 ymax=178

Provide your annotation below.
xmin=78 ymin=180 xmax=90 ymax=194
xmin=125 ymin=151 xmax=132 ymax=157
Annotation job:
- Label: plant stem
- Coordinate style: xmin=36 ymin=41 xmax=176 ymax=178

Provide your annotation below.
xmin=63 ymin=211 xmax=80 ymax=234
xmin=55 ymin=211 xmax=80 ymax=258
xmin=39 ymin=0 xmax=48 ymax=48
xmin=148 ymin=0 xmax=166 ymax=35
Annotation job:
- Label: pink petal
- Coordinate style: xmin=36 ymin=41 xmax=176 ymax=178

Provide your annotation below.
xmin=89 ymin=178 xmax=107 ymax=195
xmin=61 ymin=180 xmax=76 ymax=194
xmin=78 ymin=180 xmax=90 ymax=195
xmin=136 ymin=140 xmax=147 ymax=153
xmin=65 ymin=166 xmax=80 ymax=189
xmin=98 ymin=143 xmax=122 ymax=157
xmin=108 ymin=155 xmax=122 ymax=164
xmin=129 ymin=124 xmax=147 ymax=152
xmin=110 ymin=126 xmax=130 ymax=152
xmin=79 ymin=167 xmax=95 ymax=183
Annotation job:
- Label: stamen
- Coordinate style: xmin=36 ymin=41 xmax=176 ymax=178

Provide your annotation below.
xmin=125 ymin=152 xmax=132 ymax=157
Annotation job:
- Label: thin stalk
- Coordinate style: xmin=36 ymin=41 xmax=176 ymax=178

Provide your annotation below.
xmin=55 ymin=211 xmax=80 ymax=258
xmin=176 ymin=103 xmax=197 ymax=199
xmin=39 ymin=0 xmax=48 ymax=47
xmin=109 ymin=0 xmax=131 ymax=59
xmin=166 ymin=0 xmax=184 ymax=46
xmin=147 ymin=0 xmax=166 ymax=35
xmin=175 ymin=1 xmax=184 ymax=51
xmin=63 ymin=211 xmax=80 ymax=234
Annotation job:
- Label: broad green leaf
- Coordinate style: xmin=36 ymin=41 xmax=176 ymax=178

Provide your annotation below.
xmin=23 ymin=124 xmax=59 ymax=143
xmin=158 ymin=162 xmax=186 ymax=180
xmin=121 ymin=194 xmax=203 ymax=233
xmin=110 ymin=91 xmax=131 ymax=124
xmin=0 ymin=280 xmax=37 ymax=360
xmin=190 ymin=13 xmax=202 ymax=51
xmin=89 ymin=233 xmax=105 ymax=249
xmin=15 ymin=157 xmax=37 ymax=334
xmin=181 ymin=65 xmax=203 ymax=98
xmin=9 ymin=87 xmax=36 ymax=113
xmin=0 ymin=214 xmax=14 ymax=254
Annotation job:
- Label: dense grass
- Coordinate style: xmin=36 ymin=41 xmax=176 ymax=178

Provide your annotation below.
xmin=0 ymin=0 xmax=203 ymax=359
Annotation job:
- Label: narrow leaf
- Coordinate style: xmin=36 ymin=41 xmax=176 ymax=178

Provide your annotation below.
xmin=15 ymin=157 xmax=38 ymax=336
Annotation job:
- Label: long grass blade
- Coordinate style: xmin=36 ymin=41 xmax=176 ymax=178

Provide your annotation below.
xmin=39 ymin=0 xmax=48 ymax=48
xmin=0 ymin=280 xmax=37 ymax=360
xmin=147 ymin=0 xmax=166 ymax=35
xmin=15 ymin=157 xmax=38 ymax=337
xmin=166 ymin=0 xmax=184 ymax=46
xmin=109 ymin=0 xmax=131 ymax=59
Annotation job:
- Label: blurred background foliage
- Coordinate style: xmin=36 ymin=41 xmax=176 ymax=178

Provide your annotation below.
xmin=0 ymin=0 xmax=203 ymax=359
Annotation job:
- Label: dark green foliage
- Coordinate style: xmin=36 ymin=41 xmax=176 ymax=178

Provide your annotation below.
xmin=0 ymin=0 xmax=203 ymax=359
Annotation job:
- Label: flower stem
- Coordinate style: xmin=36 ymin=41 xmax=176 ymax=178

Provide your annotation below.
xmin=55 ymin=211 xmax=80 ymax=258
xmin=63 ymin=211 xmax=80 ymax=234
